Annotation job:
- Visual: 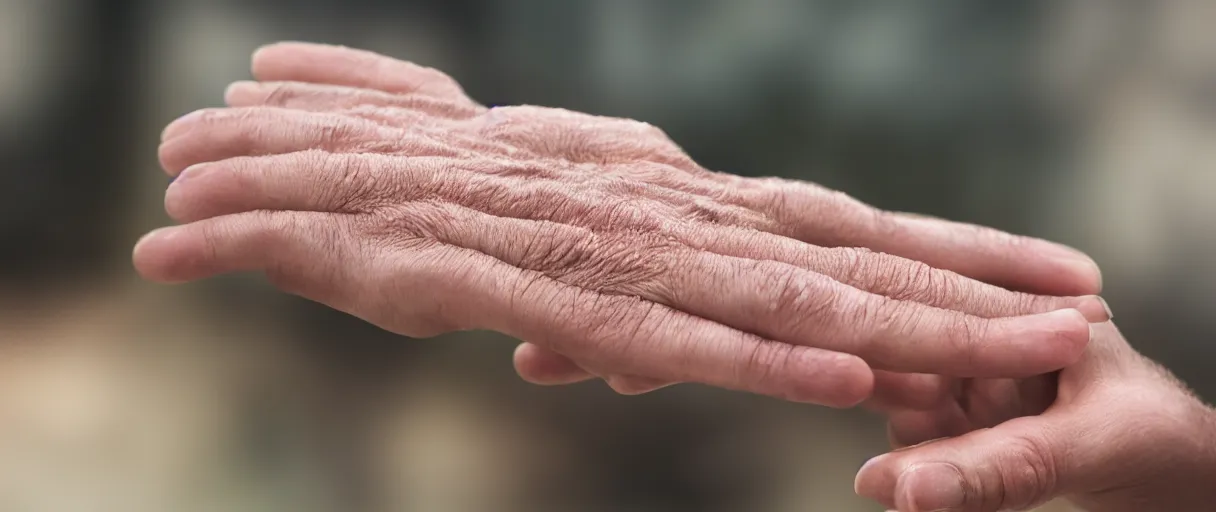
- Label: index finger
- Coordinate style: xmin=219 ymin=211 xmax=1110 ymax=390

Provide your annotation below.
xmin=747 ymin=179 xmax=1103 ymax=296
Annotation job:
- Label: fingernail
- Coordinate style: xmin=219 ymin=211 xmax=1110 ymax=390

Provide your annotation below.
xmin=134 ymin=227 xmax=173 ymax=253
xmin=893 ymin=437 xmax=948 ymax=453
xmin=854 ymin=453 xmax=889 ymax=496
xmin=899 ymin=463 xmax=965 ymax=511
xmin=1098 ymin=297 xmax=1114 ymax=320
xmin=224 ymin=81 xmax=245 ymax=100
xmin=1032 ymin=308 xmax=1088 ymax=330
xmin=1031 ymin=239 xmax=1103 ymax=289
xmin=1070 ymin=296 xmax=1112 ymax=323
xmin=161 ymin=110 xmax=203 ymax=141
xmin=173 ymin=163 xmax=208 ymax=185
xmin=1061 ymin=257 xmax=1103 ymax=292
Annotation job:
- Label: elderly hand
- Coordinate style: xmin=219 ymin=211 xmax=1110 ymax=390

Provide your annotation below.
xmin=855 ymin=322 xmax=1216 ymax=512
xmin=136 ymin=43 xmax=1108 ymax=407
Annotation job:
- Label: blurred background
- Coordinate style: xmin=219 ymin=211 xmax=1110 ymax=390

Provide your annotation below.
xmin=1 ymin=0 xmax=1213 ymax=510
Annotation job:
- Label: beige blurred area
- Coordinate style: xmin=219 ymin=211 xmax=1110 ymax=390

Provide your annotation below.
xmin=0 ymin=1 xmax=1212 ymax=511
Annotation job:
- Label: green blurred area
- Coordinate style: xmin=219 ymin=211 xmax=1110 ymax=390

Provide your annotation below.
xmin=0 ymin=1 xmax=1213 ymax=510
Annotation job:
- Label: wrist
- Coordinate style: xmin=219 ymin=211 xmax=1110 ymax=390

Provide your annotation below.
xmin=1201 ymin=404 xmax=1216 ymax=473
xmin=1069 ymin=391 xmax=1216 ymax=512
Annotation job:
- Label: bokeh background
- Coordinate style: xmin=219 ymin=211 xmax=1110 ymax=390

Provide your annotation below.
xmin=1 ymin=0 xmax=1213 ymax=510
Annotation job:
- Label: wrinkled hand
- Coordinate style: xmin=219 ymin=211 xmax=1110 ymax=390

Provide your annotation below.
xmin=855 ymin=322 xmax=1216 ymax=512
xmin=136 ymin=43 xmax=1108 ymax=406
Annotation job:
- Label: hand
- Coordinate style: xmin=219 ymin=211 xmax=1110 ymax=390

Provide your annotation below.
xmin=855 ymin=321 xmax=1216 ymax=512
xmin=137 ymin=43 xmax=1108 ymax=406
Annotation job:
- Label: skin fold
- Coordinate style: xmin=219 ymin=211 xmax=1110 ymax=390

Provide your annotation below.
xmin=134 ymin=43 xmax=1215 ymax=511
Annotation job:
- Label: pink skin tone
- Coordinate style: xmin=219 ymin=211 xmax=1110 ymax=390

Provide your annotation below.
xmin=134 ymin=43 xmax=1214 ymax=511
xmin=856 ymin=323 xmax=1216 ymax=512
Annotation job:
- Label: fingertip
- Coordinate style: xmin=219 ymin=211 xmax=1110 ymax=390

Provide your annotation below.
xmin=795 ymin=352 xmax=874 ymax=408
xmin=1057 ymin=254 xmax=1104 ymax=295
xmin=162 ymin=163 xmax=216 ymax=223
xmin=1023 ymin=308 xmax=1092 ymax=371
xmin=966 ymin=309 xmax=1092 ymax=378
xmin=160 ymin=109 xmax=203 ymax=143
xmin=855 ymin=453 xmax=897 ymax=507
xmin=1074 ymin=295 xmax=1113 ymax=323
xmin=157 ymin=136 xmax=190 ymax=176
xmin=251 ymin=42 xmax=298 ymax=77
xmin=895 ymin=463 xmax=966 ymax=512
xmin=1050 ymin=308 xmax=1093 ymax=365
xmin=224 ymin=81 xmax=260 ymax=106
xmin=252 ymin=41 xmax=296 ymax=64
xmin=604 ymin=375 xmax=671 ymax=395
xmin=132 ymin=227 xmax=190 ymax=283
xmin=252 ymin=41 xmax=342 ymax=78
xmin=512 ymin=343 xmax=594 ymax=385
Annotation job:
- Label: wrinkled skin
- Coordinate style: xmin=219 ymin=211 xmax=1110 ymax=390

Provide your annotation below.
xmin=132 ymin=43 xmax=1215 ymax=511
xmin=137 ymin=43 xmax=1107 ymax=409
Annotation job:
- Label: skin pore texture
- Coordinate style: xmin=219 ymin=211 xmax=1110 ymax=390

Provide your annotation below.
xmin=134 ymin=43 xmax=1216 ymax=511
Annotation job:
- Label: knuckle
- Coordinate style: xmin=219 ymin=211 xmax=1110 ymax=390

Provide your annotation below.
xmin=763 ymin=263 xmax=834 ymax=334
xmin=410 ymin=62 xmax=460 ymax=89
xmin=756 ymin=179 xmax=792 ymax=217
xmin=868 ymin=298 xmax=924 ymax=344
xmin=519 ymin=223 xmax=598 ymax=275
xmin=580 ymin=232 xmax=672 ymax=295
xmin=571 ymin=296 xmax=661 ymax=360
xmin=317 ymin=117 xmax=360 ymax=144
xmin=600 ymin=196 xmax=651 ymax=228
xmin=263 ymin=83 xmax=296 ymax=105
xmin=942 ymin=314 xmax=987 ymax=366
xmin=832 ymin=246 xmax=873 ymax=286
xmin=904 ymin=260 xmax=963 ymax=308
xmin=1023 ymin=292 xmax=1064 ymax=316
xmin=994 ymin=434 xmax=1059 ymax=509
xmin=323 ymin=152 xmax=381 ymax=212
xmin=737 ymin=340 xmax=791 ymax=397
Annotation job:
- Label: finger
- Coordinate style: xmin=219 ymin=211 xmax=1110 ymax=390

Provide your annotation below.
xmin=251 ymin=42 xmax=469 ymax=99
xmin=856 ymin=415 xmax=1077 ymax=512
xmin=160 ymin=107 xmax=381 ymax=173
xmin=158 ymin=107 xmax=457 ymax=175
xmin=681 ymin=228 xmax=1112 ymax=324
xmin=890 ymin=211 xmax=1103 ymax=296
xmin=225 ymin=80 xmax=482 ymax=118
xmin=602 ymin=375 xmax=675 ymax=395
xmin=157 ymin=198 xmax=872 ymax=406
xmin=166 ymin=154 xmax=1096 ymax=379
xmin=715 ymin=179 xmax=1104 ymax=296
xmin=813 ymin=197 xmax=1103 ymax=296
xmin=513 ymin=343 xmax=674 ymax=394
xmin=647 ymin=250 xmax=1092 ymax=377
xmin=417 ymin=200 xmax=1091 ymax=377
xmin=865 ymin=372 xmax=954 ymax=412
xmin=415 ymin=245 xmax=876 ymax=407
xmin=512 ymin=343 xmax=595 ymax=385
xmin=222 ymin=83 xmax=520 ymax=160
xmin=392 ymin=167 xmax=1111 ymax=323
xmin=162 ymin=151 xmax=378 ymax=223
xmin=132 ymin=211 xmax=361 ymax=309
xmin=884 ymin=405 xmax=974 ymax=449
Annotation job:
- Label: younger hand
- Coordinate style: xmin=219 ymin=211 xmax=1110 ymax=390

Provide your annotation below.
xmin=855 ymin=322 xmax=1216 ymax=512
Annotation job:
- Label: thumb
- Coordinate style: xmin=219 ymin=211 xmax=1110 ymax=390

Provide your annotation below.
xmin=854 ymin=415 xmax=1075 ymax=512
